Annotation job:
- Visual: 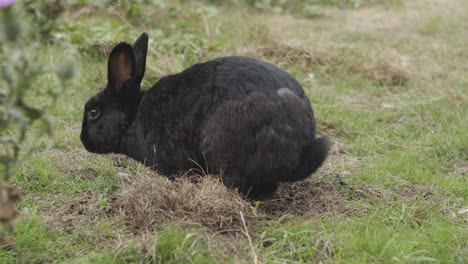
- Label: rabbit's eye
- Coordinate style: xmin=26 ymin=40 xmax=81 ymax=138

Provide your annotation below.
xmin=88 ymin=107 xmax=100 ymax=120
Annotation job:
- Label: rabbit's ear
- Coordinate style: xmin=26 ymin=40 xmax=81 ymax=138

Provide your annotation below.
xmin=133 ymin=33 xmax=148 ymax=84
xmin=108 ymin=42 xmax=136 ymax=94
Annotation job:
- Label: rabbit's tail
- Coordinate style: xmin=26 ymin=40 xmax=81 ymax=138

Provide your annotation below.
xmin=288 ymin=136 xmax=330 ymax=181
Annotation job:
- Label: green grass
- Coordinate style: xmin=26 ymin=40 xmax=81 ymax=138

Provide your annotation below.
xmin=259 ymin=209 xmax=465 ymax=263
xmin=1 ymin=0 xmax=467 ymax=263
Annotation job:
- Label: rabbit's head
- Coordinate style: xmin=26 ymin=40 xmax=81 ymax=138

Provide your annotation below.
xmin=81 ymin=33 xmax=148 ymax=154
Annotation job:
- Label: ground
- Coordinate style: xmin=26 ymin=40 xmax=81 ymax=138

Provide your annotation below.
xmin=0 ymin=0 xmax=467 ymax=263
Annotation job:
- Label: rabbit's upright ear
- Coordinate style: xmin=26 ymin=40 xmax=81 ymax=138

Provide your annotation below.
xmin=132 ymin=33 xmax=148 ymax=84
xmin=108 ymin=42 xmax=136 ymax=95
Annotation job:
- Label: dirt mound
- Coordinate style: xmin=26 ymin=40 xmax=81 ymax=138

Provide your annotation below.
xmin=260 ymin=180 xmax=358 ymax=217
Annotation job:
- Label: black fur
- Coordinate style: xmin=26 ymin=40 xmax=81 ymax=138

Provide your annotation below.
xmin=81 ymin=33 xmax=330 ymax=197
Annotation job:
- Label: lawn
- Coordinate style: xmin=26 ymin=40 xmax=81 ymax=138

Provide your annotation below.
xmin=1 ymin=0 xmax=467 ymax=263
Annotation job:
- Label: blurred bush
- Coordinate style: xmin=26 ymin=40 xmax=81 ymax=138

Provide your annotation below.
xmin=0 ymin=1 xmax=76 ymax=237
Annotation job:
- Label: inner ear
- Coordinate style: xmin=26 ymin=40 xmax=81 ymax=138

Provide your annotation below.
xmin=108 ymin=43 xmax=135 ymax=94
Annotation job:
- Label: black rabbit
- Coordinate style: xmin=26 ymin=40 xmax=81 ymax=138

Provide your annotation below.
xmin=80 ymin=33 xmax=329 ymax=197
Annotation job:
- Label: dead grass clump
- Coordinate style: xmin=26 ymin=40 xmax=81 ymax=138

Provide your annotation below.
xmin=364 ymin=49 xmax=412 ymax=86
xmin=261 ymin=42 xmax=353 ymax=72
xmin=261 ymin=42 xmax=416 ymax=86
xmin=113 ymin=173 xmax=254 ymax=233
xmin=449 ymin=162 xmax=468 ymax=178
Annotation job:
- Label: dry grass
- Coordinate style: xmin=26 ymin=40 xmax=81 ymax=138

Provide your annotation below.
xmin=261 ymin=42 xmax=416 ymax=86
xmin=109 ymin=138 xmax=364 ymax=233
xmin=40 ymin=193 xmax=108 ymax=232
xmin=449 ymin=162 xmax=468 ymax=178
xmin=112 ymin=172 xmax=255 ymax=233
xmin=36 ymin=139 xmax=363 ymax=237
xmin=38 ymin=138 xmax=364 ymax=235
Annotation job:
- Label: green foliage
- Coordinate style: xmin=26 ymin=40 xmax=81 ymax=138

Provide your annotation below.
xmin=0 ymin=4 xmax=76 ymax=180
xmin=23 ymin=0 xmax=66 ymax=40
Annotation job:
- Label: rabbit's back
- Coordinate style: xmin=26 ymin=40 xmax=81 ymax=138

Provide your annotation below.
xmin=212 ymin=56 xmax=307 ymax=100
xmin=147 ymin=56 xmax=306 ymax=101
